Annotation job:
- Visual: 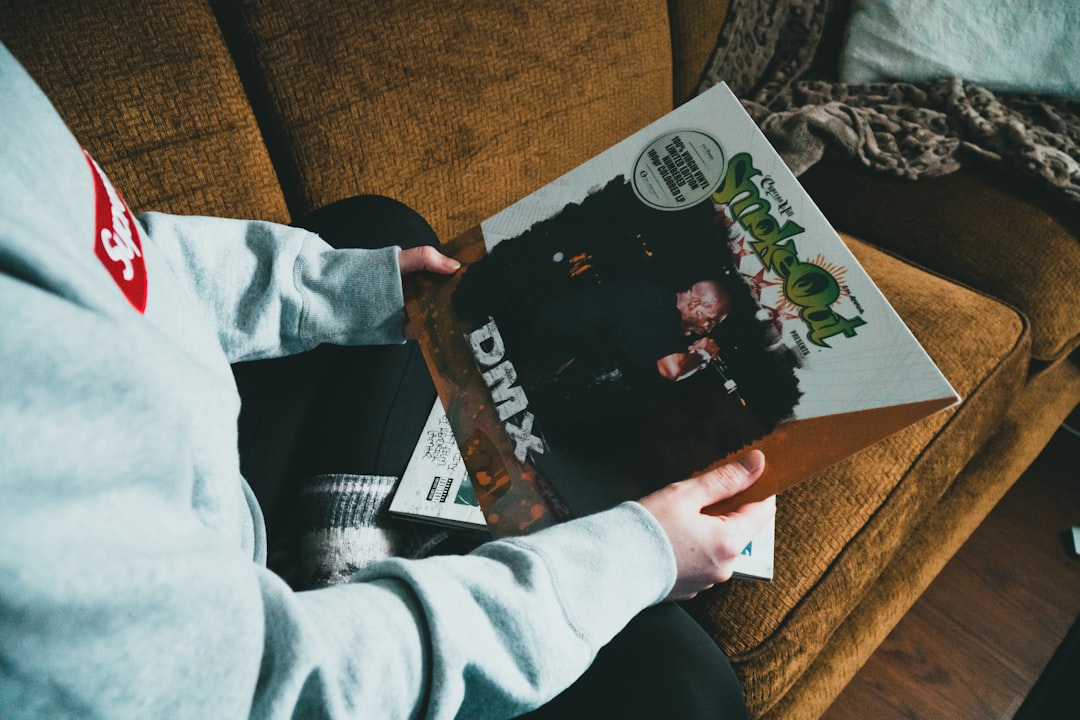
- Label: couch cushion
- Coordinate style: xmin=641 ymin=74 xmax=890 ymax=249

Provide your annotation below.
xmin=801 ymin=162 xmax=1080 ymax=363
xmin=767 ymin=353 xmax=1080 ymax=719
xmin=215 ymin=0 xmax=673 ymax=241
xmin=0 ymin=0 xmax=289 ymax=222
xmin=684 ymin=235 xmax=1029 ymax=717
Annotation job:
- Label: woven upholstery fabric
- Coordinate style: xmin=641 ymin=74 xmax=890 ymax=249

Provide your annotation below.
xmin=0 ymin=0 xmax=288 ymax=222
xmin=684 ymin=235 xmax=1029 ymax=718
xmin=766 ymin=354 xmax=1080 ymax=720
xmin=215 ymin=0 xmax=673 ymax=242
xmin=802 ymin=163 xmax=1080 ymax=363
xmin=667 ymin=0 xmax=730 ymax=105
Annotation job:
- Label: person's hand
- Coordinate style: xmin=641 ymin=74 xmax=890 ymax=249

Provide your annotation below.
xmin=398 ymin=246 xmax=461 ymax=276
xmin=638 ymin=450 xmax=775 ymax=601
xmin=688 ymin=336 xmax=720 ymax=361
xmin=399 ymin=247 xmax=461 ymax=338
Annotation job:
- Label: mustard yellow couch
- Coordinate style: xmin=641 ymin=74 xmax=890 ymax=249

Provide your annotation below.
xmin=3 ymin=1 xmax=1077 ymax=717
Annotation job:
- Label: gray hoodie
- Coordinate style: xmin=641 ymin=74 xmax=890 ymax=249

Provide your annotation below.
xmin=0 ymin=44 xmax=677 ymax=719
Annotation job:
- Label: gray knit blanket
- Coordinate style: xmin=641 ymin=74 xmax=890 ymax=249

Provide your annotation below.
xmin=271 ymin=473 xmax=452 ymax=589
xmin=696 ymin=0 xmax=1080 ymax=207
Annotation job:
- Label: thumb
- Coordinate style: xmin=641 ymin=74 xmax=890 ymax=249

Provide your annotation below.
xmin=687 ymin=450 xmax=765 ymax=508
xmin=399 ymin=246 xmax=461 ymax=275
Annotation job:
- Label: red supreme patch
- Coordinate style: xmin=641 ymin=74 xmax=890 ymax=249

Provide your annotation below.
xmin=84 ymin=150 xmax=147 ymax=313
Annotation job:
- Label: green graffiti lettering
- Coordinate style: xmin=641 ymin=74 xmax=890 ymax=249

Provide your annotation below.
xmin=806 ymin=312 xmax=868 ymax=347
xmin=713 ymin=152 xmax=865 ymax=346
xmin=771 ymin=247 xmax=799 ymax=280
xmin=713 ymin=153 xmax=762 ymax=208
xmin=750 ymin=220 xmax=805 ymax=270
xmin=786 ymin=262 xmax=840 ymax=308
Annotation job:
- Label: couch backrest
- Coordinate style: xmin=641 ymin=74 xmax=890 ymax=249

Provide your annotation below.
xmin=213 ymin=0 xmax=676 ymax=241
xmin=2 ymin=0 xmax=710 ymax=240
xmin=668 ymin=0 xmax=730 ymax=104
xmin=0 ymin=0 xmax=290 ymax=223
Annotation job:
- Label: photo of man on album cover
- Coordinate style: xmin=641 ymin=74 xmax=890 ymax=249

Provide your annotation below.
xmin=451 ymin=177 xmax=803 ymax=506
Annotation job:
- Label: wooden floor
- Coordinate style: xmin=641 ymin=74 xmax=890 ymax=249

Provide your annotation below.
xmin=822 ymin=422 xmax=1080 ymax=720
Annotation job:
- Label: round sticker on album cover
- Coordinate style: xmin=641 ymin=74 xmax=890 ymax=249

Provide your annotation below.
xmin=632 ymin=130 xmax=725 ymax=211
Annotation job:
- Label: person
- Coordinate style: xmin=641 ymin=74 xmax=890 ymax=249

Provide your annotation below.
xmin=523 ymin=276 xmax=730 ymax=393
xmin=665 ymin=278 xmax=730 ymax=377
xmin=0 ymin=42 xmax=775 ymax=720
xmin=513 ymin=274 xmax=731 ymax=453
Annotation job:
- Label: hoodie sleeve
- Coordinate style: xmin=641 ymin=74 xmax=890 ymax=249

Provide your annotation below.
xmin=138 ymin=211 xmax=407 ymax=362
xmin=257 ymin=501 xmax=677 ymax=719
xmin=0 ymin=470 xmax=676 ymax=720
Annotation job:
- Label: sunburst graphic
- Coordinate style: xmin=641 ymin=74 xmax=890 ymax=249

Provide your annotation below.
xmin=739 ymin=251 xmax=853 ymax=333
xmin=766 ymin=253 xmax=851 ymax=318
xmin=810 ymin=253 xmax=850 ymax=289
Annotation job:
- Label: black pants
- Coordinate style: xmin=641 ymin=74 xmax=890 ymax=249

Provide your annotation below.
xmin=232 ymin=196 xmax=440 ymax=544
xmin=232 ymin=195 xmax=747 ymax=720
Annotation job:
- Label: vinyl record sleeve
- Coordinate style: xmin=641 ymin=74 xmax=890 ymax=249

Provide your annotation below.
xmin=406 ymin=83 xmax=960 ymax=538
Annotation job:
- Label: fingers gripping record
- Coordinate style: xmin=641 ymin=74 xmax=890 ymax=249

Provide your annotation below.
xmin=398 ymin=246 xmax=461 ymax=275
xmin=639 ymin=450 xmax=776 ymax=601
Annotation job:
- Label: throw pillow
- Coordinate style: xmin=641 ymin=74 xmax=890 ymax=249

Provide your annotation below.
xmin=839 ymin=0 xmax=1080 ymax=97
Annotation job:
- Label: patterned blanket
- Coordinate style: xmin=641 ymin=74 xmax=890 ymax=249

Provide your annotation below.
xmin=696 ymin=0 xmax=1080 ymax=207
